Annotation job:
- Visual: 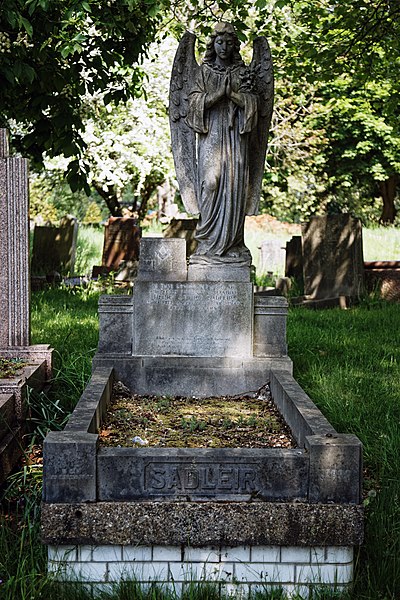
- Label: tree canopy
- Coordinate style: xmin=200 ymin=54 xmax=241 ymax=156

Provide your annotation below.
xmin=0 ymin=0 xmax=163 ymax=191
xmin=1 ymin=0 xmax=399 ymax=223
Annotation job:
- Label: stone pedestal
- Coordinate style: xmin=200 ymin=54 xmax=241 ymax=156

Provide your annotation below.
xmin=0 ymin=129 xmax=30 ymax=347
xmin=254 ymin=294 xmax=288 ymax=357
xmin=96 ymin=238 xmax=292 ymax=395
xmin=138 ymin=238 xmax=187 ymax=281
xmin=188 ymin=262 xmax=251 ymax=282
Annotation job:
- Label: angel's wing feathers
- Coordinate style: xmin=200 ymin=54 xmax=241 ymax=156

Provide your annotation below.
xmin=169 ymin=32 xmax=200 ymax=214
xmin=250 ymin=37 xmax=274 ymax=118
xmin=246 ymin=36 xmax=274 ymax=215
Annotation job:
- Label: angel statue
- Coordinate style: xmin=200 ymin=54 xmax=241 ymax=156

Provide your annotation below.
xmin=169 ymin=22 xmax=273 ymax=273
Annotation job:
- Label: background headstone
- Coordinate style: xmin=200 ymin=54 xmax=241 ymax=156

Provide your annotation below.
xmin=32 ymin=215 xmax=78 ymax=275
xmin=0 ymin=129 xmax=30 ymax=347
xmin=101 ymin=217 xmax=140 ymax=270
xmin=259 ymin=238 xmax=286 ymax=274
xmin=301 ymin=214 xmax=364 ymax=300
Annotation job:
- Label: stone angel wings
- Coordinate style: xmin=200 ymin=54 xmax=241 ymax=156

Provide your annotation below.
xmin=169 ymin=27 xmax=274 ymax=218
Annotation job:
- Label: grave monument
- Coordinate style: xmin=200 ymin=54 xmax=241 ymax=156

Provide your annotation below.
xmin=0 ymin=129 xmax=53 ymax=481
xmin=32 ymin=214 xmax=79 ymax=275
xmin=42 ymin=26 xmax=363 ymax=598
xmin=92 ymin=216 xmax=140 ymax=281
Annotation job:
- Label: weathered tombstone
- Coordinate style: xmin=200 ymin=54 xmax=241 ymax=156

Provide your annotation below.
xmin=101 ymin=216 xmax=140 ymax=271
xmin=259 ymin=238 xmax=286 ymax=274
xmin=302 ymin=214 xmax=364 ymax=300
xmin=163 ymin=218 xmax=198 ymax=256
xmin=32 ymin=214 xmax=78 ymax=275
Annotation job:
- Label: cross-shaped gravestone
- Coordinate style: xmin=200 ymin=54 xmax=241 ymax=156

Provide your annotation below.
xmin=0 ymin=129 xmax=30 ymax=347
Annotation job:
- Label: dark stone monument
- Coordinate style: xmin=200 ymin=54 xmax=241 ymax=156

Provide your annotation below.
xmin=101 ymin=217 xmax=141 ymax=270
xmin=32 ymin=215 xmax=78 ymax=275
xmin=170 ymin=22 xmax=274 ymax=281
xmin=285 ymin=235 xmax=303 ymax=283
xmin=92 ymin=217 xmax=141 ymax=281
xmin=301 ymin=214 xmax=364 ymax=300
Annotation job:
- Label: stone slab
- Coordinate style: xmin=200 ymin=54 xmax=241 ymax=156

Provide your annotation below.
xmin=301 ymin=214 xmax=364 ymax=299
xmin=0 ymin=425 xmax=23 ymax=483
xmin=64 ymin=367 xmax=114 ymax=434
xmin=41 ymin=501 xmax=364 ymax=547
xmin=163 ymin=218 xmax=198 ymax=256
xmin=187 ymin=263 xmax=251 ymax=282
xmin=0 ymin=358 xmax=48 ymax=421
xmin=133 ymin=281 xmax=253 ymax=357
xmin=137 ymin=238 xmax=187 ymax=281
xmin=0 ymin=393 xmax=15 ymax=439
xmin=259 ymin=239 xmax=286 ymax=273
xmin=285 ymin=236 xmax=303 ymax=283
xmin=269 ymin=370 xmax=336 ymax=447
xmin=43 ymin=430 xmax=98 ymax=503
xmin=31 ymin=216 xmax=78 ymax=275
xmin=92 ymin=355 xmax=292 ymax=397
xmin=102 ymin=217 xmax=140 ymax=271
xmin=97 ymin=295 xmax=133 ymax=355
xmin=306 ymin=434 xmax=362 ymax=504
xmin=97 ymin=447 xmax=308 ymax=502
xmin=253 ymin=294 xmax=288 ymax=357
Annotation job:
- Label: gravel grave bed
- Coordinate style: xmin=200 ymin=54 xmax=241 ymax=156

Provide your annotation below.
xmin=99 ymin=382 xmax=296 ymax=449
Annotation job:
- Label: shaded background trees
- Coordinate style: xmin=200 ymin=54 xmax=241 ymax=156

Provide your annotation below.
xmin=1 ymin=0 xmax=399 ymax=224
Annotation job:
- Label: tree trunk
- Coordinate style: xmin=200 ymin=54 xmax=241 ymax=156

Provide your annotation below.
xmin=93 ymin=183 xmax=123 ymax=217
xmin=379 ymin=175 xmax=398 ymax=224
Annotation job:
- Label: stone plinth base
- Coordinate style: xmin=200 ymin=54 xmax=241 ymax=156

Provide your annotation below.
xmin=92 ymin=355 xmax=292 ymax=397
xmin=188 ymin=262 xmax=251 ymax=282
xmin=47 ymin=542 xmax=354 ymax=599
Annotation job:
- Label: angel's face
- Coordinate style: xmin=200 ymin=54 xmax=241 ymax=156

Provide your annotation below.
xmin=214 ymin=34 xmax=235 ymax=63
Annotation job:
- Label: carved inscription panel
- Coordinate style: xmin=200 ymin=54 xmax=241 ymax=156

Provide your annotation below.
xmin=144 ymin=462 xmax=258 ymax=495
xmin=133 ymin=282 xmax=253 ymax=357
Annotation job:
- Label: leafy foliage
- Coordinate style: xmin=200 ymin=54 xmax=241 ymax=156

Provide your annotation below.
xmin=0 ymin=0 xmax=163 ymax=191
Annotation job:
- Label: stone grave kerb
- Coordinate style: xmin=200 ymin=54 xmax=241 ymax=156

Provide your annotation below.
xmin=0 ymin=128 xmax=30 ymax=347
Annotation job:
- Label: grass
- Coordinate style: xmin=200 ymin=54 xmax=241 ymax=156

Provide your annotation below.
xmin=74 ymin=226 xmax=103 ymax=277
xmin=288 ymin=298 xmax=400 ymax=599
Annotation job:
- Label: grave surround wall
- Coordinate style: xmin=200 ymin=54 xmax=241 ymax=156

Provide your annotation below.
xmin=43 ymin=366 xmax=363 ymax=598
xmin=43 ymin=238 xmax=363 ymax=598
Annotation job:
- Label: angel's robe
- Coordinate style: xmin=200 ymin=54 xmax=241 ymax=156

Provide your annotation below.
xmin=186 ymin=62 xmax=258 ymax=262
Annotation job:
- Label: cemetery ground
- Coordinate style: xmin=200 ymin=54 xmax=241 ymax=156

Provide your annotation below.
xmin=0 ymin=225 xmax=399 ymax=600
xmin=0 ymin=284 xmax=399 ymax=600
